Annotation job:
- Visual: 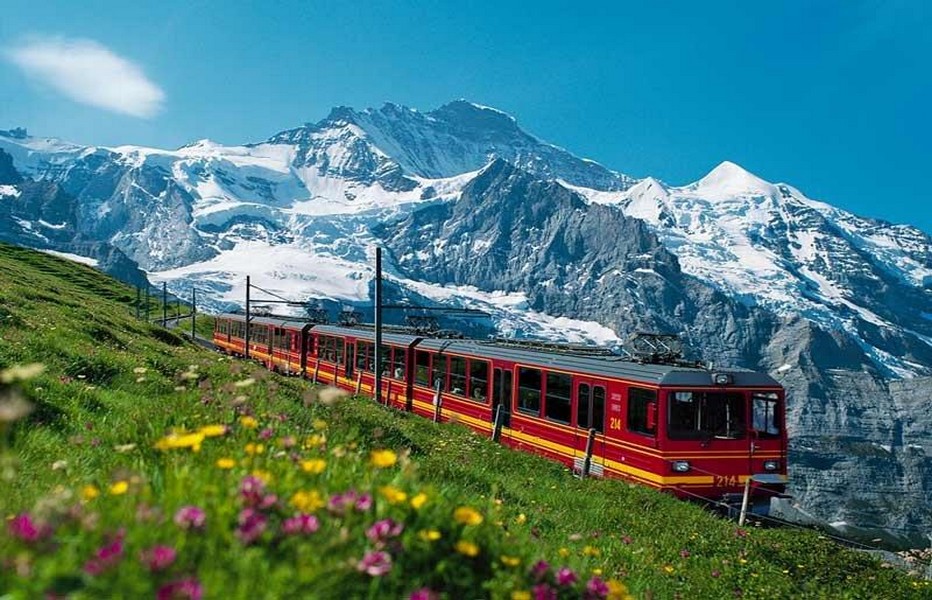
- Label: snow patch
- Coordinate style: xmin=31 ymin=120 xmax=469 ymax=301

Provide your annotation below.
xmin=40 ymin=250 xmax=98 ymax=267
xmin=0 ymin=185 xmax=21 ymax=198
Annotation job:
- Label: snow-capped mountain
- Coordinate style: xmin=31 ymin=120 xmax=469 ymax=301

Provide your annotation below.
xmin=2 ymin=101 xmax=931 ymax=545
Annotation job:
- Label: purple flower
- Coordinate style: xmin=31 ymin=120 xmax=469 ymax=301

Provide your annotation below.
xmin=239 ymin=476 xmax=266 ymax=507
xmin=174 ymin=506 xmax=206 ymax=530
xmin=366 ymin=519 xmax=404 ymax=546
xmin=140 ymin=545 xmax=177 ymax=572
xmin=533 ymin=584 xmax=557 ymax=600
xmin=282 ymin=514 xmax=320 ymax=536
xmin=531 ymin=559 xmax=551 ymax=581
xmin=236 ymin=508 xmax=267 ymax=545
xmin=680 ymin=548 xmax=691 ymax=558
xmin=259 ymin=428 xmax=274 ymax=440
xmin=7 ymin=513 xmax=51 ymax=543
xmin=357 ymin=550 xmax=392 ymax=577
xmin=409 ymin=589 xmax=438 ymax=600
xmin=327 ymin=489 xmax=358 ymax=515
xmin=355 ymin=493 xmax=373 ymax=512
xmin=556 ymin=567 xmax=578 ymax=586
xmin=83 ymin=532 xmax=125 ymax=575
xmin=584 ymin=577 xmax=610 ymax=599
xmin=157 ymin=578 xmax=204 ymax=600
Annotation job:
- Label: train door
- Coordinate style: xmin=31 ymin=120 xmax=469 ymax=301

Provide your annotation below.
xmin=573 ymin=380 xmax=606 ymax=476
xmin=492 ymin=367 xmax=512 ymax=427
xmin=343 ymin=339 xmax=353 ymax=381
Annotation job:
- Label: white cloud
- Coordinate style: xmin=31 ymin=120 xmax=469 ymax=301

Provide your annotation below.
xmin=5 ymin=35 xmax=165 ymax=118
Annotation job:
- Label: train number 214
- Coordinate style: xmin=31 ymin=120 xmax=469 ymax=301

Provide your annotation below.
xmin=714 ymin=475 xmax=738 ymax=487
xmin=608 ymin=417 xmax=622 ymax=431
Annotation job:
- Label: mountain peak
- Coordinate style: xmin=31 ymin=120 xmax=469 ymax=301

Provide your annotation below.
xmin=428 ymin=100 xmax=520 ymax=132
xmin=692 ymin=160 xmax=775 ymax=198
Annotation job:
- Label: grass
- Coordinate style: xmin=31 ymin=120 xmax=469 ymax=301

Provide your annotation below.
xmin=0 ymin=242 xmax=927 ymax=599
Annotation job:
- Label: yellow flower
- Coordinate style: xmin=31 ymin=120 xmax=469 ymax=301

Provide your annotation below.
xmin=738 ymin=558 xmax=748 ymax=564
xmin=379 ymin=485 xmax=408 ymax=505
xmin=500 ymin=555 xmax=520 ymax=567
xmin=216 ymin=458 xmax=236 ymax=469
xmin=455 ymin=540 xmax=480 ymax=557
xmin=239 ymin=416 xmax=258 ymax=429
xmin=300 ymin=459 xmax=327 ymax=474
xmin=0 ymin=363 xmax=45 ymax=383
xmin=592 ymin=568 xmax=603 ymax=576
xmin=515 ymin=513 xmax=527 ymax=525
xmin=663 ymin=565 xmax=675 ymax=574
xmin=313 ymin=419 xmax=327 ymax=430
xmin=369 ymin=449 xmax=397 ymax=468
xmin=198 ymin=424 xmax=227 ymax=437
xmin=109 ymin=480 xmax=129 ymax=495
xmin=453 ymin=506 xmax=483 ymax=526
xmin=154 ymin=431 xmax=206 ymax=452
xmin=582 ymin=545 xmax=601 ymax=557
xmin=606 ymin=580 xmax=631 ymax=600
xmin=244 ymin=443 xmax=265 ymax=455
xmin=410 ymin=492 xmax=428 ymax=510
xmin=418 ymin=529 xmax=441 ymax=542
xmin=304 ymin=434 xmax=325 ymax=448
xmin=290 ymin=490 xmax=325 ymax=513
xmin=558 ymin=547 xmax=570 ymax=558
xmin=81 ymin=484 xmax=100 ymax=501
xmin=511 ymin=593 xmax=531 ymax=600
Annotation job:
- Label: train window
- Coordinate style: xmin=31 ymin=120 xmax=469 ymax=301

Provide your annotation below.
xmin=355 ymin=341 xmax=372 ymax=372
xmin=628 ymin=388 xmax=657 ymax=436
xmin=469 ymin=360 xmax=488 ymax=402
xmin=449 ymin=357 xmax=467 ymax=396
xmin=752 ymin=392 xmax=780 ymax=437
xmin=378 ymin=345 xmax=390 ymax=376
xmin=667 ymin=391 xmax=745 ymax=440
xmin=335 ymin=339 xmax=345 ymax=365
xmin=517 ymin=367 xmax=542 ymax=415
xmin=390 ymin=347 xmax=406 ymax=380
xmin=545 ymin=372 xmax=572 ymax=424
xmin=432 ymin=354 xmax=448 ymax=391
xmin=592 ymin=386 xmax=605 ymax=433
xmin=415 ymin=351 xmax=430 ymax=386
xmin=577 ymin=384 xmax=591 ymax=428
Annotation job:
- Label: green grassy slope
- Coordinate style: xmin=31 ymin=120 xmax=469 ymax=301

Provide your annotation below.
xmin=0 ymin=243 xmax=927 ymax=599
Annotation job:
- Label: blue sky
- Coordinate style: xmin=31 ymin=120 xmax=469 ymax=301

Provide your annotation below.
xmin=1 ymin=1 xmax=930 ymax=233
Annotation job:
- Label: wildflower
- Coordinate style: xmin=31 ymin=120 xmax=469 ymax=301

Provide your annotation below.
xmin=313 ymin=418 xmax=328 ymax=430
xmin=291 ymin=490 xmax=325 ymax=513
xmin=357 ymin=550 xmax=392 ymax=576
xmin=531 ymin=560 xmax=551 ymax=581
xmin=410 ymin=492 xmax=428 ymax=510
xmin=680 ymin=549 xmax=691 ymax=558
xmin=558 ymin=547 xmax=570 ymax=558
xmin=304 ymin=434 xmax=325 ymax=448
xmin=239 ymin=415 xmax=259 ymax=429
xmin=282 ymin=514 xmax=320 ymax=536
xmin=355 ymin=493 xmax=373 ymax=511
xmin=592 ymin=569 xmax=603 ymax=576
xmin=259 ymin=427 xmax=274 ymax=440
xmin=369 ymin=449 xmax=397 ymax=468
xmin=157 ymin=578 xmax=204 ymax=600
xmin=663 ymin=565 xmax=675 ymax=574
xmin=7 ymin=513 xmax=51 ymax=543
xmin=236 ymin=508 xmax=267 ymax=545
xmin=734 ymin=528 xmax=748 ymax=538
xmin=234 ymin=378 xmax=256 ymax=388
xmin=140 ymin=545 xmax=177 ymax=572
xmin=0 ymin=394 xmax=33 ymax=422
xmin=621 ymin=535 xmax=633 ymax=545
xmin=556 ymin=567 xmax=578 ymax=586
xmin=83 ymin=532 xmax=125 ymax=575
xmin=300 ymin=459 xmax=327 ymax=474
xmin=155 ymin=432 xmax=205 ymax=452
xmin=109 ymin=480 xmax=129 ymax=495
xmin=418 ymin=529 xmax=441 ymax=542
xmin=512 ymin=593 xmax=531 ymax=600
xmin=81 ymin=485 xmax=100 ymax=502
xmin=453 ymin=506 xmax=483 ymax=526
xmin=366 ymin=519 xmax=404 ymax=546
xmin=501 ymin=555 xmax=521 ymax=567
xmin=711 ymin=569 xmax=721 ymax=578
xmin=0 ymin=363 xmax=45 ymax=383
xmin=379 ymin=485 xmax=407 ymax=505
xmin=515 ymin=513 xmax=527 ymax=525
xmin=533 ymin=584 xmax=557 ymax=600
xmin=409 ymin=588 xmax=438 ymax=600
xmin=328 ymin=490 xmax=358 ymax=514
xmin=198 ymin=424 xmax=227 ymax=437
xmin=114 ymin=444 xmax=136 ymax=453
xmin=51 ymin=460 xmax=67 ymax=470
xmin=582 ymin=545 xmax=600 ymax=557
xmin=606 ymin=580 xmax=631 ymax=600
xmin=585 ymin=577 xmax=610 ymax=599
xmin=216 ymin=458 xmax=236 ymax=469
xmin=455 ymin=540 xmax=480 ymax=557
xmin=174 ymin=506 xmax=206 ymax=530
xmin=244 ymin=443 xmax=265 ymax=455
xmin=133 ymin=367 xmax=148 ymax=374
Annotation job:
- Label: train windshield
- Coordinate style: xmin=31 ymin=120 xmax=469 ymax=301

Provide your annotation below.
xmin=667 ymin=391 xmax=745 ymax=440
xmin=751 ymin=392 xmax=781 ymax=438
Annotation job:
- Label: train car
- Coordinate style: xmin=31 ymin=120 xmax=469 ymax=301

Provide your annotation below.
xmin=213 ymin=313 xmax=788 ymax=513
xmin=213 ymin=313 xmax=312 ymax=375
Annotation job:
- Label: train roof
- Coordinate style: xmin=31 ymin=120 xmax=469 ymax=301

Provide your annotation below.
xmin=311 ymin=325 xmax=421 ymax=347
xmin=217 ymin=313 xmax=314 ymax=330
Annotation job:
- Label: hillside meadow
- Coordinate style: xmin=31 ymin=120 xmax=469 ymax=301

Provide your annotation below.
xmin=0 ymin=243 xmax=927 ymax=599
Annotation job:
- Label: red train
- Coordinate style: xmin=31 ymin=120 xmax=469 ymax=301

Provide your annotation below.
xmin=213 ymin=313 xmax=788 ymax=513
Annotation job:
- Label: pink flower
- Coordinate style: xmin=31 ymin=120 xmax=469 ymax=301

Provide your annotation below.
xmin=355 ymin=493 xmax=372 ymax=512
xmin=584 ymin=577 xmax=609 ymax=599
xmin=259 ymin=428 xmax=274 ymax=440
xmin=734 ymin=528 xmax=748 ymax=538
xmin=680 ymin=549 xmax=691 ymax=558
xmin=409 ymin=589 xmax=438 ymax=600
xmin=140 ymin=545 xmax=177 ymax=572
xmin=357 ymin=551 xmax=392 ymax=576
xmin=327 ymin=490 xmax=358 ymax=515
xmin=531 ymin=559 xmax=551 ymax=581
xmin=236 ymin=508 xmax=267 ymax=544
xmin=365 ymin=519 xmax=404 ymax=546
xmin=556 ymin=567 xmax=577 ymax=586
xmin=711 ymin=569 xmax=721 ymax=578
xmin=533 ymin=584 xmax=557 ymax=600
xmin=157 ymin=578 xmax=203 ymax=600
xmin=622 ymin=535 xmax=633 ymax=545
xmin=174 ymin=506 xmax=206 ymax=530
xmin=83 ymin=532 xmax=125 ymax=575
xmin=239 ymin=476 xmax=266 ymax=507
xmin=282 ymin=514 xmax=320 ymax=536
xmin=7 ymin=513 xmax=51 ymax=543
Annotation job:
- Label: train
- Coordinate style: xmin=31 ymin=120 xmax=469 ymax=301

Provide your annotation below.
xmin=212 ymin=313 xmax=788 ymax=514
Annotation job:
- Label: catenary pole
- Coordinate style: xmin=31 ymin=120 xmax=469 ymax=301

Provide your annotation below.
xmin=245 ymin=276 xmax=251 ymax=360
xmin=374 ymin=247 xmax=383 ymax=405
xmin=191 ymin=287 xmax=196 ymax=339
xmin=162 ymin=282 xmax=167 ymax=326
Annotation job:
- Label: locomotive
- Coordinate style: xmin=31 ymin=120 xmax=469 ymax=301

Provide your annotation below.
xmin=213 ymin=313 xmax=788 ymax=514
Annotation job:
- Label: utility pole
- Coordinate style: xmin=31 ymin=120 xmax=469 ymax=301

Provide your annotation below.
xmin=191 ymin=287 xmax=196 ymax=339
xmin=145 ymin=286 xmax=150 ymax=321
xmin=135 ymin=286 xmax=140 ymax=319
xmin=162 ymin=282 xmax=167 ymax=327
xmin=374 ymin=247 xmax=383 ymax=405
xmin=245 ymin=275 xmax=251 ymax=359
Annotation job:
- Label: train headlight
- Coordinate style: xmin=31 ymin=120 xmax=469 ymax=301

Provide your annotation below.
xmin=712 ymin=373 xmax=733 ymax=385
xmin=671 ymin=460 xmax=691 ymax=473
xmin=763 ymin=460 xmax=780 ymax=472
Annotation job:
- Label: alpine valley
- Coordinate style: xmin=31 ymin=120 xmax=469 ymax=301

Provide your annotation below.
xmin=1 ymin=100 xmax=930 ymax=547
